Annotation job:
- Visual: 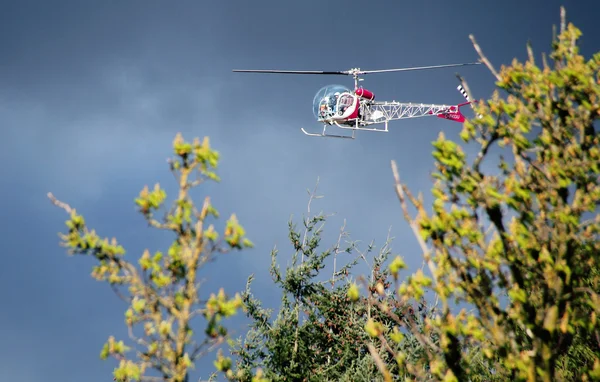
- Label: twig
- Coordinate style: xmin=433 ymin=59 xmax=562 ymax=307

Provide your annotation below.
xmin=378 ymin=333 xmax=397 ymax=358
xmin=469 ymin=34 xmax=501 ymax=81
xmin=526 ymin=41 xmax=535 ymax=64
xmin=331 ymin=219 xmax=347 ymax=287
xmin=47 ymin=192 xmax=74 ymax=214
xmin=367 ymin=343 xmax=392 ymax=382
xmin=191 ymin=337 xmax=224 ymax=360
xmin=128 ymin=324 xmax=150 ymax=348
xmin=293 ymin=178 xmax=322 ymax=368
xmin=390 ymin=161 xmax=438 ymax=287
xmin=542 ymin=52 xmax=549 ymax=71
xmin=301 ymin=177 xmax=321 ymax=263
xmin=110 ymin=284 xmax=131 ymax=303
xmin=354 ymin=242 xmax=372 ymax=275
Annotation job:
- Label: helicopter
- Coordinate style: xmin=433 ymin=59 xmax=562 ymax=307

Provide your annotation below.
xmin=233 ymin=62 xmax=482 ymax=139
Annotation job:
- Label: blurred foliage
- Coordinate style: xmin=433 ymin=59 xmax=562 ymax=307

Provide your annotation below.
xmin=357 ymin=8 xmax=600 ymax=382
xmin=49 ymin=133 xmax=253 ymax=382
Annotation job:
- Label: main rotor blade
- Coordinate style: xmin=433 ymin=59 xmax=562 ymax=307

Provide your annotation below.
xmin=232 ymin=69 xmax=348 ymax=75
xmin=360 ymin=62 xmax=482 ymax=74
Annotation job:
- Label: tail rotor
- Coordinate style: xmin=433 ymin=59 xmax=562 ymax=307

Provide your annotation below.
xmin=456 ymin=77 xmax=483 ymax=119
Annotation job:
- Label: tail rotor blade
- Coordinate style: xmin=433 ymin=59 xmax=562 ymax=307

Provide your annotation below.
xmin=456 ymin=76 xmax=483 ymax=119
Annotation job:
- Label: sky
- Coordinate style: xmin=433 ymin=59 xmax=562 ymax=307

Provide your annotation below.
xmin=0 ymin=1 xmax=598 ymax=381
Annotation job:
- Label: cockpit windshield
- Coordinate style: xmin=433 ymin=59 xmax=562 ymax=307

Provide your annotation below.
xmin=312 ymin=84 xmax=351 ymax=121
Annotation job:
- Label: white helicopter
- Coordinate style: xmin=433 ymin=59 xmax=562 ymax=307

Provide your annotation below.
xmin=233 ymin=62 xmax=482 ymax=139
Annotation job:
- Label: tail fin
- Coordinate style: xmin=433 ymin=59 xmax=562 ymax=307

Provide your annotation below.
xmin=436 ymin=104 xmax=466 ymax=123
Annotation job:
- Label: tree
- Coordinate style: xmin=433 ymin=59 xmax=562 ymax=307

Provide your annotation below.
xmin=48 ymin=133 xmax=254 ymax=382
xmin=359 ymin=7 xmax=600 ymax=382
xmin=215 ymin=183 xmax=446 ymax=381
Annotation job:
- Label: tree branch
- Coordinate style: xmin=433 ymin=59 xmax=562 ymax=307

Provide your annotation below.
xmin=469 ymin=34 xmax=501 ymax=81
xmin=367 ymin=343 xmax=392 ymax=382
xmin=47 ymin=192 xmax=74 ymax=214
xmin=390 ymin=160 xmax=438 ymax=288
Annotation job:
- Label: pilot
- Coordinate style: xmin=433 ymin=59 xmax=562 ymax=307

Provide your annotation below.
xmin=319 ymin=103 xmax=328 ymax=118
xmin=330 ymin=92 xmax=339 ymax=113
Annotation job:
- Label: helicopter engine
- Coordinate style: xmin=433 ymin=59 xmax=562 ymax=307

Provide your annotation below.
xmin=355 ymin=87 xmax=375 ymax=100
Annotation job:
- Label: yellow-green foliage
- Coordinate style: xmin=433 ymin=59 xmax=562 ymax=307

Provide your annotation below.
xmin=49 ymin=133 xmax=253 ymax=382
xmin=360 ymin=9 xmax=600 ymax=382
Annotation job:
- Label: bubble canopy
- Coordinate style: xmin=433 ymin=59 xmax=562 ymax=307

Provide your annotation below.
xmin=312 ymin=84 xmax=351 ymax=120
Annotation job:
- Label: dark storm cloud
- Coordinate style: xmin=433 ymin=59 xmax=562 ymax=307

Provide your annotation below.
xmin=1 ymin=1 xmax=598 ymax=381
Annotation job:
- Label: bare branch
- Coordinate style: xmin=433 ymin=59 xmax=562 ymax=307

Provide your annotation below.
xmin=47 ymin=192 xmax=74 ymax=214
xmin=301 ymin=177 xmax=321 ymax=263
xmin=331 ymin=219 xmax=347 ymax=287
xmin=354 ymin=240 xmax=376 ymax=281
xmin=110 ymin=284 xmax=131 ymax=303
xmin=390 ymin=160 xmax=438 ymax=287
xmin=367 ymin=343 xmax=392 ymax=382
xmin=191 ymin=337 xmax=224 ymax=360
xmin=128 ymin=324 xmax=150 ymax=348
xmin=378 ymin=333 xmax=397 ymax=358
xmin=526 ymin=41 xmax=535 ymax=64
xmin=469 ymin=34 xmax=501 ymax=81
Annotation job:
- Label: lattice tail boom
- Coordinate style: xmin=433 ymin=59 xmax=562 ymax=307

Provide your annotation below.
xmin=363 ymin=101 xmax=464 ymax=124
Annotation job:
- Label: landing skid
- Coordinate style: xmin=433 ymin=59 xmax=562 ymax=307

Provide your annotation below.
xmin=300 ymin=119 xmax=389 ymax=139
xmin=300 ymin=125 xmax=356 ymax=139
